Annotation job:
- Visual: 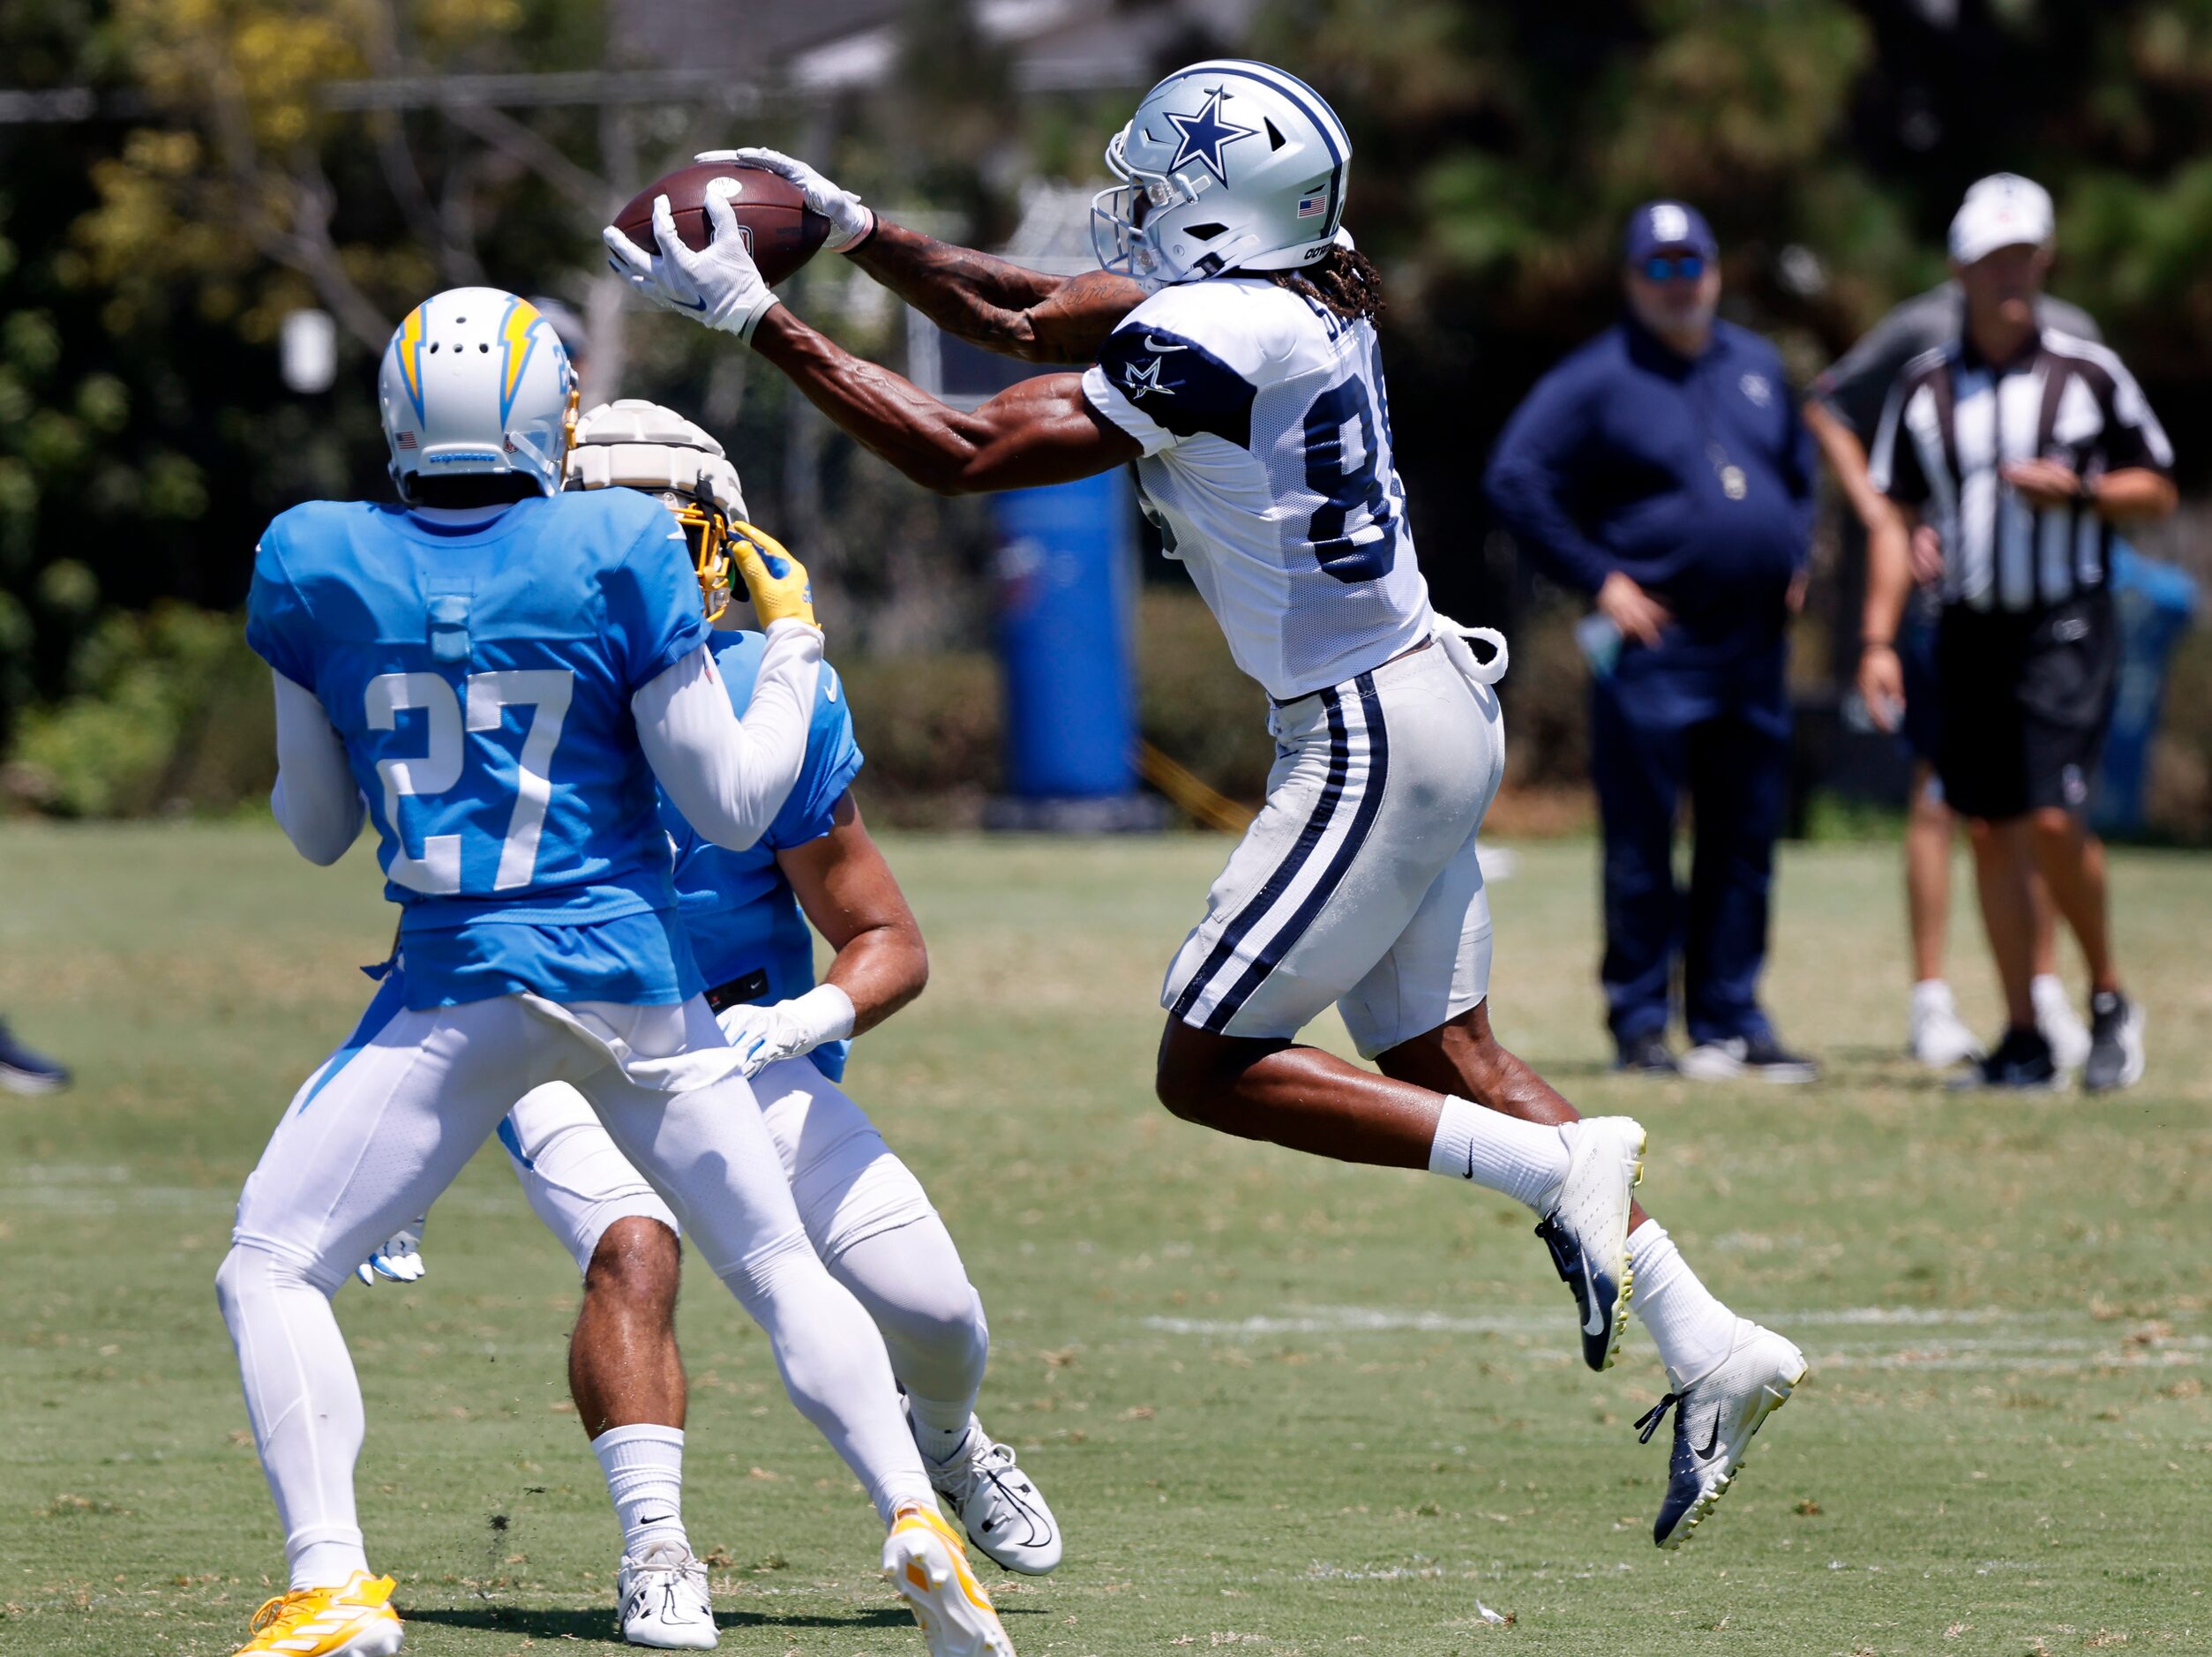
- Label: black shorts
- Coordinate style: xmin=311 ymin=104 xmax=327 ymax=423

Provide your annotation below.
xmin=1934 ymin=591 xmax=2118 ymax=821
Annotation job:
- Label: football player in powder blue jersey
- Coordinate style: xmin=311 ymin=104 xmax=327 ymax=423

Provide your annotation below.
xmin=356 ymin=402 xmax=1060 ymax=1650
xmin=220 ymin=295 xmax=1016 ymax=1657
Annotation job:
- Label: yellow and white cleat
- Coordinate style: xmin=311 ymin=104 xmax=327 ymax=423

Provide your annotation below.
xmin=884 ymin=1503 xmax=1016 ymax=1657
xmin=233 ymin=1571 xmax=403 ymax=1655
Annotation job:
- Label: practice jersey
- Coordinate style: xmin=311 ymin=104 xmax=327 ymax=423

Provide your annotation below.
xmin=663 ymin=629 xmax=863 ymax=1080
xmin=1082 ymin=276 xmax=1434 ymax=701
xmin=246 ymin=490 xmax=709 ymax=1008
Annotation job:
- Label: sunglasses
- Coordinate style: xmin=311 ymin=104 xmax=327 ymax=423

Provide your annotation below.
xmin=1638 ymin=253 xmax=1707 ymax=282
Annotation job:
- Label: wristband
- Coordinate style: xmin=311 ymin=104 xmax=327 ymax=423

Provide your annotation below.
xmin=790 ymin=982 xmax=858 ymax=1046
xmin=1861 ymin=636 xmax=1895 ymax=651
xmin=841 ymin=208 xmax=882 ymax=256
xmin=733 ymin=291 xmax=783 ymax=344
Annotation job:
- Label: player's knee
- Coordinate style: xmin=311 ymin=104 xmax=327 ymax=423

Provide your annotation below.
xmin=214 ymin=1244 xmax=250 ymax=1323
xmin=215 ymin=1240 xmax=315 ymax=1326
xmin=2027 ymin=806 xmax=2079 ymax=850
xmin=583 ymin=1217 xmax=682 ymax=1322
xmin=1153 ymin=1051 xmax=1221 ymax=1125
xmin=877 ymin=1275 xmax=988 ymax=1371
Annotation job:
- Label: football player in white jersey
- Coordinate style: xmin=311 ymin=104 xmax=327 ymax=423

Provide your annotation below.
xmin=608 ymin=60 xmax=1803 ymax=1548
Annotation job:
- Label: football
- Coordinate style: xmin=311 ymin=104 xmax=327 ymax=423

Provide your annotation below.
xmin=611 ymin=161 xmax=830 ymax=287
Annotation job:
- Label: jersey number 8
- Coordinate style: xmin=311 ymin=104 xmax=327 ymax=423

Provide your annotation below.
xmin=1301 ymin=347 xmax=1406 ymax=585
xmin=365 ymin=669 xmax=574 ymax=896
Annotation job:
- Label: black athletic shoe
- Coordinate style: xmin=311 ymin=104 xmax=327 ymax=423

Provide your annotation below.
xmin=1678 ymin=1031 xmax=1818 ymax=1084
xmin=1616 ymin=1031 xmax=1678 ymax=1075
xmin=0 ymin=1018 xmax=69 ymax=1096
xmin=1956 ymin=1024 xmax=2057 ymax=1091
xmin=2081 ymin=991 xmax=2145 ymax=1092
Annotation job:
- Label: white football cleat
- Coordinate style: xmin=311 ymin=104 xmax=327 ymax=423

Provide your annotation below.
xmin=2033 ymin=975 xmax=2090 ymax=1072
xmin=884 ymin=1503 xmax=1016 ymax=1657
xmin=1533 ymin=1115 xmax=1644 ymax=1371
xmin=617 ymin=1541 xmax=716 ymax=1650
xmin=1908 ymin=980 xmax=1983 ymax=1069
xmin=1636 ymin=1318 xmax=1807 ymax=1549
xmin=919 ymin=1414 xmax=1062 ymax=1574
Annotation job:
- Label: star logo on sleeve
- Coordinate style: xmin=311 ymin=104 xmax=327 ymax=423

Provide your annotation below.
xmin=1121 ymin=356 xmax=1174 ymax=399
xmin=1165 ymin=88 xmax=1257 ymax=187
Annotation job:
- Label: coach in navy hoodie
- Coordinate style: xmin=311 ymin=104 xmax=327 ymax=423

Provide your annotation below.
xmin=1486 ymin=201 xmax=1818 ymax=1082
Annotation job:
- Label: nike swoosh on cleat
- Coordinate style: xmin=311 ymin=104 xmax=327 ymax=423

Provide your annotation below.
xmin=1697 ymin=1414 xmax=1723 ymax=1458
xmin=1580 ymin=1254 xmax=1607 ymax=1337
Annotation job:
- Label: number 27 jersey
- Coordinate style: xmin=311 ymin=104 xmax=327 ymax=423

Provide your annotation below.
xmin=1082 ymin=277 xmax=1434 ymax=702
xmin=245 ymin=489 xmax=709 ymax=1008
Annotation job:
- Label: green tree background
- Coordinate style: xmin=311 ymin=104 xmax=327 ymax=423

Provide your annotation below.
xmin=3 ymin=0 xmax=2210 ymax=821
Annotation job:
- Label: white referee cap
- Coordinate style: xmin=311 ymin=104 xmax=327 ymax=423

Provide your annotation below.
xmin=1949 ymin=174 xmax=2054 ymax=266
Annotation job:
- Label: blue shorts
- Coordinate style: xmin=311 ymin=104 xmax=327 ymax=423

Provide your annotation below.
xmin=1898 ymin=604 xmax=1942 ymax=767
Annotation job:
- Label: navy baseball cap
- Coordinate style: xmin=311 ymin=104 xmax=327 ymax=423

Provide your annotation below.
xmin=1623 ymin=200 xmax=1718 ymax=264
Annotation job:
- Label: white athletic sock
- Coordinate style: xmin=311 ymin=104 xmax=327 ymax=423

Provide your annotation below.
xmin=1427 ymin=1096 xmax=1571 ymax=1211
xmin=593 ymin=1424 xmax=690 ymax=1558
xmin=290 ymin=1541 xmax=371 ymax=1593
xmin=908 ymin=1398 xmax=978 ymax=1466
xmin=1628 ymin=1219 xmax=1738 ymax=1387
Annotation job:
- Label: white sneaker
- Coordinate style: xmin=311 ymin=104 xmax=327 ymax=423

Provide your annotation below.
xmin=885 ymin=1503 xmax=1016 ymax=1657
xmin=1908 ymin=980 xmax=1983 ymax=1068
xmin=919 ymin=1413 xmax=1062 ymax=1574
xmin=617 ymin=1541 xmax=716 ymax=1650
xmin=1636 ymin=1318 xmax=1807 ymax=1549
xmin=2033 ymin=975 xmax=2090 ymax=1072
xmin=1533 ymin=1116 xmax=1644 ymax=1372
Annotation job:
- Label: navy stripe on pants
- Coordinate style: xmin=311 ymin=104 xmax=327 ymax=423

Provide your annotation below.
xmin=1170 ymin=685 xmax=1352 ymax=1026
xmin=1202 ymin=672 xmax=1391 ymax=1031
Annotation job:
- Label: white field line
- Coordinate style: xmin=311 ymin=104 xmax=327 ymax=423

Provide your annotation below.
xmin=1137 ymin=1305 xmax=2208 ymax=1375
xmin=1140 ymin=1304 xmax=2027 ymax=1338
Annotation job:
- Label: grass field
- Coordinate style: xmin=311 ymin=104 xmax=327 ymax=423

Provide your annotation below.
xmin=3 ymin=821 xmax=2209 ymax=1657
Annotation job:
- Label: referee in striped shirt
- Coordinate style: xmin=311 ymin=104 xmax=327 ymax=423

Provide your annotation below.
xmin=1858 ymin=175 xmax=2176 ymax=1090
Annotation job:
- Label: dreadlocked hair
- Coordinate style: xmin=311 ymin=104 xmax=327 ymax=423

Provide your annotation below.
xmin=1263 ymin=245 xmax=1383 ymax=321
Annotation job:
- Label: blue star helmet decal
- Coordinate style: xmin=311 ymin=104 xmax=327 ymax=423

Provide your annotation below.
xmin=1165 ymin=87 xmax=1257 ymax=187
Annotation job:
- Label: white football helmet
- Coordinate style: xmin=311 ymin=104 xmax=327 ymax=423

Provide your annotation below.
xmin=379 ymin=287 xmax=576 ymax=500
xmin=566 ymin=398 xmax=750 ymax=620
xmin=1091 ymin=60 xmax=1352 ymax=290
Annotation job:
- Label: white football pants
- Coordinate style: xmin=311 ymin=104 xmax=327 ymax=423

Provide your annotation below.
xmin=1161 ymin=633 xmax=1507 ymax=1054
xmin=502 ymin=1059 xmax=988 ymax=1417
xmin=216 ymin=991 xmax=936 ymax=1586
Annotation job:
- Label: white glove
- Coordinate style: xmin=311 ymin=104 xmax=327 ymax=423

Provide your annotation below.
xmin=602 ymin=190 xmax=782 ymax=341
xmin=715 ymin=983 xmax=857 ymax=1078
xmin=701 ymin=147 xmax=874 ymax=252
xmin=356 ymin=1219 xmax=426 ymax=1286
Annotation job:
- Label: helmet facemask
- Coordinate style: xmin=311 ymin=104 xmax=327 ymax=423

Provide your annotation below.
xmin=660 ymin=486 xmax=735 ymax=624
xmin=1090 ymin=126 xmax=1251 ymax=289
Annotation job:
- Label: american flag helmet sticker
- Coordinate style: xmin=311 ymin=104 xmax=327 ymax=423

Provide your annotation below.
xmin=1297 ymin=191 xmax=1327 ymax=219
